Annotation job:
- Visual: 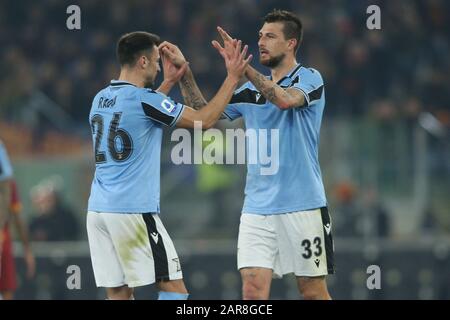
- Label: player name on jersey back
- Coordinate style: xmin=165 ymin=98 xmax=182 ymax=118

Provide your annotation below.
xmin=88 ymin=81 xmax=184 ymax=213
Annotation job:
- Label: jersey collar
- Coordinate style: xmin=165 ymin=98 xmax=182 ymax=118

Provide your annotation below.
xmin=110 ymin=80 xmax=137 ymax=87
xmin=270 ymin=63 xmax=302 ymax=85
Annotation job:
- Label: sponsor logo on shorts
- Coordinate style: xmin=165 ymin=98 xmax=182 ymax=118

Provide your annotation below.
xmin=150 ymin=232 xmax=159 ymax=244
xmin=324 ymin=223 xmax=331 ymax=235
xmin=314 ymin=259 xmax=320 ymax=268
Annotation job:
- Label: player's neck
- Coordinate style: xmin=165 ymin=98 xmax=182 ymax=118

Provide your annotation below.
xmin=270 ymin=58 xmax=298 ymax=83
xmin=118 ymin=69 xmax=145 ymax=88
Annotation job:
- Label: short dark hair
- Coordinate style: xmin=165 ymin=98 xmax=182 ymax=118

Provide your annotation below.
xmin=116 ymin=31 xmax=160 ymax=66
xmin=263 ymin=9 xmax=303 ymax=54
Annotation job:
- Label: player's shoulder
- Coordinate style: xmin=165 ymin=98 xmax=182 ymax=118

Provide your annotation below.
xmin=298 ymin=66 xmax=324 ymax=84
xmin=139 ymin=87 xmax=160 ymax=97
xmin=139 ymin=88 xmax=172 ymax=105
xmin=92 ymin=87 xmax=108 ymax=101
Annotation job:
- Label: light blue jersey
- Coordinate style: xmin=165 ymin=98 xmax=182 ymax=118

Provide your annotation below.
xmin=88 ymin=80 xmax=185 ymax=213
xmin=223 ymin=64 xmax=327 ymax=214
xmin=0 ymin=141 xmax=13 ymax=182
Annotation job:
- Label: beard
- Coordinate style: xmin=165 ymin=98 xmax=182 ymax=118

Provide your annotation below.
xmin=260 ymin=53 xmax=286 ymax=68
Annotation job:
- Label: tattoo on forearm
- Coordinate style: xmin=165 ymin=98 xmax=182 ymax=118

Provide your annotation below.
xmin=249 ymin=69 xmax=295 ymax=106
xmin=252 ymin=72 xmax=279 ymax=103
xmin=179 ymin=70 xmax=207 ymax=110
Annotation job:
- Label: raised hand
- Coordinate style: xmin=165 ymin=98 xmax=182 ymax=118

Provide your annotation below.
xmin=212 ymin=38 xmax=252 ymax=81
xmin=215 ymin=26 xmax=237 ymax=57
xmin=160 ymin=44 xmax=188 ymax=84
xmin=158 ymin=41 xmax=186 ymax=68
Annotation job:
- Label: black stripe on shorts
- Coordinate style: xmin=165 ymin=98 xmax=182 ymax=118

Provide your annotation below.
xmin=320 ymin=207 xmax=335 ymax=274
xmin=142 ymin=214 xmax=170 ymax=281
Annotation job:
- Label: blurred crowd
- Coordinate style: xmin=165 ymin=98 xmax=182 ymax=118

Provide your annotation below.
xmin=28 ymin=176 xmax=79 ymax=242
xmin=0 ymin=0 xmax=448 ymax=236
xmin=0 ymin=0 xmax=449 ymax=127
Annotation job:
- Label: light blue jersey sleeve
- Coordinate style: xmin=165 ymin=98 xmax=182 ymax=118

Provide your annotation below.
xmin=223 ymin=82 xmax=254 ymax=121
xmin=223 ymin=103 xmax=242 ymax=121
xmin=140 ymin=89 xmax=185 ymax=127
xmin=291 ymin=68 xmax=324 ymax=107
xmin=0 ymin=141 xmax=13 ymax=181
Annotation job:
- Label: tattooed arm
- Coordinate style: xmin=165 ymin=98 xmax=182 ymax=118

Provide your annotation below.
xmin=245 ymin=65 xmax=305 ymax=109
xmin=215 ymin=26 xmax=306 ymax=109
xmin=158 ymin=41 xmax=207 ymax=109
xmin=179 ymin=66 xmax=207 ymax=110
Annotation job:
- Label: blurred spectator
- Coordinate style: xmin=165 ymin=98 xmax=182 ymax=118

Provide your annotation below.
xmin=196 ymin=126 xmax=239 ymax=232
xmin=29 ymin=177 xmax=79 ymax=241
xmin=332 ymin=181 xmax=359 ymax=237
xmin=361 ymin=187 xmax=391 ymax=238
xmin=333 ymin=183 xmax=392 ymax=238
xmin=1 ymin=180 xmax=36 ymax=300
xmin=0 ymin=0 xmax=448 ymax=126
xmin=421 ymin=204 xmax=439 ymax=236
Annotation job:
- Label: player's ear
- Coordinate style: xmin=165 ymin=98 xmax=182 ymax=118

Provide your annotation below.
xmin=288 ymin=38 xmax=297 ymax=52
xmin=139 ymin=55 xmax=147 ymax=69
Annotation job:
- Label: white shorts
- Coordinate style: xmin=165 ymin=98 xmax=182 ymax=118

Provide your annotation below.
xmin=237 ymin=207 xmax=334 ymax=278
xmin=87 ymin=211 xmax=183 ymax=288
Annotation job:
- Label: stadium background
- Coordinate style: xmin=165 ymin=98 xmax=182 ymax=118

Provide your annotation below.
xmin=1 ymin=0 xmax=449 ymax=299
